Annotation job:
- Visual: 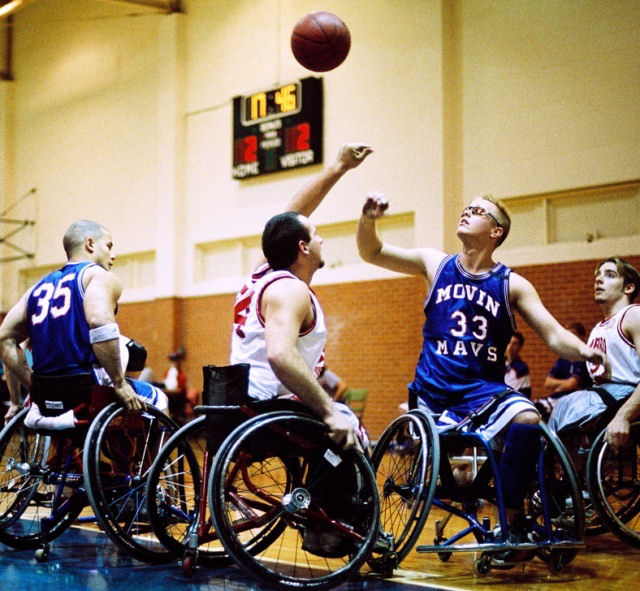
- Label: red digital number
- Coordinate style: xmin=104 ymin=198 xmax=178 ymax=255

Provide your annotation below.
xmin=284 ymin=123 xmax=311 ymax=153
xmin=295 ymin=123 xmax=310 ymax=151
xmin=234 ymin=136 xmax=257 ymax=163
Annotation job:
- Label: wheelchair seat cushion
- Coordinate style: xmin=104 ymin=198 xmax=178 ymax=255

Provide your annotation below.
xmin=30 ymin=372 xmax=94 ymax=416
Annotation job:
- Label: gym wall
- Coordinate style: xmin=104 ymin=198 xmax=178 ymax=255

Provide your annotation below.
xmin=0 ymin=1 xmax=638 ymax=438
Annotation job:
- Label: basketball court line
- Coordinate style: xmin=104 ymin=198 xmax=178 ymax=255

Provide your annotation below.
xmin=373 ymin=568 xmax=466 ymax=591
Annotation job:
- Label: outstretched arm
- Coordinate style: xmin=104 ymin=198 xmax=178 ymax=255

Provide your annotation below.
xmin=357 ymin=192 xmax=444 ymax=280
xmin=605 ymin=306 xmax=640 ymax=448
xmin=83 ymin=268 xmax=144 ymax=412
xmin=510 ymin=273 xmax=604 ymax=363
xmin=285 ymin=143 xmax=373 ymax=216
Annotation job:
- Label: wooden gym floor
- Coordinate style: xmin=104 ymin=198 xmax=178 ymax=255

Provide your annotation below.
xmin=1 ymin=511 xmax=638 ymax=591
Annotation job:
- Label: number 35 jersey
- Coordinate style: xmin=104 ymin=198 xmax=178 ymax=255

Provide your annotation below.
xmin=27 ymin=262 xmax=98 ymax=375
xmin=410 ymin=255 xmax=517 ymax=406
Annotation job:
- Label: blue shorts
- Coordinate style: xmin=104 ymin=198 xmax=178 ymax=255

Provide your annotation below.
xmin=91 ymin=365 xmax=168 ymax=411
xmin=128 ymin=377 xmax=168 ymax=411
xmin=415 ymin=387 xmax=538 ymax=443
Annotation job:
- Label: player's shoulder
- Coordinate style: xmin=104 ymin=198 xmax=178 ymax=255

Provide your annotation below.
xmin=621 ymin=304 xmax=640 ymax=333
xmin=83 ymin=263 xmax=109 ymax=280
xmin=420 ymin=247 xmax=448 ymax=276
xmin=264 ymin=272 xmax=309 ymax=301
xmin=420 ymin=247 xmax=447 ymax=262
xmin=507 ymin=270 xmax=534 ymax=292
xmin=260 ymin=273 xmax=310 ymax=316
xmin=83 ymin=264 xmax=121 ymax=290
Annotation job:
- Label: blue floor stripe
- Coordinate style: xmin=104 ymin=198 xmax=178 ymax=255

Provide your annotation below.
xmin=0 ymin=526 xmax=439 ymax=591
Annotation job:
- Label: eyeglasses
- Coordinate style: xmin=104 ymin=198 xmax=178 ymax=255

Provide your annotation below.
xmin=461 ymin=205 xmax=502 ymax=227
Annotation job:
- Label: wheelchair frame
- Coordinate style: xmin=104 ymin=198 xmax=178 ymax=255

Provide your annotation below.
xmin=585 ymin=418 xmax=640 ymax=549
xmin=0 ymin=378 xmax=179 ymax=562
xmin=145 ymin=390 xmax=381 ymax=590
xmin=371 ymin=407 xmax=586 ymax=576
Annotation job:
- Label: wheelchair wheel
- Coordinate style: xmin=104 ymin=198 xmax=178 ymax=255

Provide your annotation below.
xmin=145 ymin=415 xmax=231 ymax=567
xmin=586 ymin=420 xmax=640 ymax=548
xmin=0 ymin=409 xmax=87 ymax=549
xmin=369 ymin=410 xmax=438 ymax=566
xmin=526 ymin=423 xmax=585 ymax=568
xmin=83 ymin=403 xmax=179 ymax=563
xmin=209 ymin=411 xmax=379 ymax=591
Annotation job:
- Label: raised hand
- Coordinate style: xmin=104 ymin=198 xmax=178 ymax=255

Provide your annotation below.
xmin=362 ymin=191 xmax=389 ymax=219
xmin=336 ymin=143 xmax=374 ymax=170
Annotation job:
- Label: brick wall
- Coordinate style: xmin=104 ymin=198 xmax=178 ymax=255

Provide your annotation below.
xmin=118 ymin=254 xmax=639 ymax=439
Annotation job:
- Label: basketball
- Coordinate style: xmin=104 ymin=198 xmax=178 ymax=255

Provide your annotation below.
xmin=290 ymin=11 xmax=351 ymax=72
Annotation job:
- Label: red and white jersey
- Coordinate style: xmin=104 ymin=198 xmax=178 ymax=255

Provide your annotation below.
xmin=231 ymin=265 xmax=326 ymax=400
xmin=587 ymin=304 xmax=640 ymax=385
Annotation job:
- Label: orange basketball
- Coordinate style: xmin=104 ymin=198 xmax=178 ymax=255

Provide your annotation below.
xmin=290 ymin=11 xmax=351 ymax=72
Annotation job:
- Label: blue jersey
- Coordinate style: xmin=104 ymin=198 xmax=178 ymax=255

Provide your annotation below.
xmin=410 ymin=254 xmax=517 ymax=407
xmin=27 ymin=262 xmax=98 ymax=375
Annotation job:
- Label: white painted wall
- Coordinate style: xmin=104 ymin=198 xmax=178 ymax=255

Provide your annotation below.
xmin=0 ymin=0 xmax=638 ymax=309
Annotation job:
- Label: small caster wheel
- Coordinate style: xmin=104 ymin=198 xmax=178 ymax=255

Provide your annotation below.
xmin=434 ymin=536 xmax=450 ymax=561
xmin=548 ymin=551 xmax=565 ymax=575
xmin=34 ymin=545 xmax=49 ymax=562
xmin=182 ymin=554 xmax=196 ymax=577
xmin=473 ymin=555 xmax=491 ymax=576
xmin=367 ymin=552 xmax=397 ymax=578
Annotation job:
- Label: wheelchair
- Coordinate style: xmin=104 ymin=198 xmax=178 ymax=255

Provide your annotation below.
xmin=0 ymin=372 xmax=179 ymax=562
xmin=582 ymin=418 xmax=640 ymax=548
xmin=145 ymin=364 xmax=380 ymax=590
xmin=551 ymin=392 xmax=640 ymax=549
xmin=370 ymin=394 xmax=586 ymax=577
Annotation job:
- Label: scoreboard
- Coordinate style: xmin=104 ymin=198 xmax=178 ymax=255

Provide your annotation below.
xmin=232 ymin=77 xmax=323 ymax=179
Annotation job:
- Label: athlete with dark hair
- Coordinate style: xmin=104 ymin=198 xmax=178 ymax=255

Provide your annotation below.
xmin=549 ymin=256 xmax=640 ymax=450
xmin=231 ymin=144 xmax=373 ymax=451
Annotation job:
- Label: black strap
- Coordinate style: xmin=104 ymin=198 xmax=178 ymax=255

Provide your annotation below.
xmin=462 ymin=388 xmax=514 ymax=431
xmin=591 ymin=386 xmax=627 ymax=430
xmin=592 ymin=386 xmax=622 ymax=411
xmin=30 ymin=372 xmax=93 ymax=416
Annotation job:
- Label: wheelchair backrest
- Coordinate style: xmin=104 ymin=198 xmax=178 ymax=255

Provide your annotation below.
xmin=202 ymin=363 xmax=250 ymax=405
xmin=30 ymin=372 xmax=93 ymax=417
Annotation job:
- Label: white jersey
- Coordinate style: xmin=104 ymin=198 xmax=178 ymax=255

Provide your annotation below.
xmin=587 ymin=304 xmax=640 ymax=385
xmin=230 ymin=265 xmax=327 ymax=400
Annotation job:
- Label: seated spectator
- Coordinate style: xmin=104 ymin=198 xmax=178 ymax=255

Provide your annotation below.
xmin=504 ymin=331 xmax=532 ymax=399
xmin=535 ymin=322 xmax=591 ymax=420
xmin=318 ymin=366 xmax=348 ymax=401
xmin=164 ymin=347 xmax=194 ymax=424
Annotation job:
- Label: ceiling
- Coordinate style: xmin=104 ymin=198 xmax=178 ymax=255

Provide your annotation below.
xmin=0 ymin=0 xmax=182 ymax=80
xmin=0 ymin=0 xmax=182 ymax=19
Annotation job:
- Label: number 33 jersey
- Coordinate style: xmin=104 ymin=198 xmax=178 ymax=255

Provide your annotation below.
xmin=410 ymin=254 xmax=517 ymax=405
xmin=27 ymin=261 xmax=98 ymax=375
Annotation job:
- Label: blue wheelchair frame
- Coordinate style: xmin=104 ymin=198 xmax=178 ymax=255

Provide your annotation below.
xmin=416 ymin=422 xmax=584 ymax=572
xmin=371 ymin=404 xmax=585 ymax=576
